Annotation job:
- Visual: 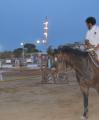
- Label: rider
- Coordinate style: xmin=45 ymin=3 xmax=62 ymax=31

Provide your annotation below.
xmin=85 ymin=17 xmax=99 ymax=60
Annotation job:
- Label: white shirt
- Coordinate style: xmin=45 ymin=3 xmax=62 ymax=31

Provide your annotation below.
xmin=86 ymin=25 xmax=99 ymax=47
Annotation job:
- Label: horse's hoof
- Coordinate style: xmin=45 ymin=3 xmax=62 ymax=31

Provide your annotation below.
xmin=81 ymin=116 xmax=88 ymax=120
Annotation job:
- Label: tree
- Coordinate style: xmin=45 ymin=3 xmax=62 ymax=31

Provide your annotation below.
xmin=13 ymin=43 xmax=39 ymax=58
xmin=47 ymin=46 xmax=54 ymax=55
xmin=0 ymin=51 xmax=14 ymax=59
xmin=13 ymin=48 xmax=23 ymax=58
xmin=24 ymin=43 xmax=38 ymax=53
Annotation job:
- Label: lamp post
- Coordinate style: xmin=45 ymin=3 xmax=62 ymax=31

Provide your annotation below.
xmin=20 ymin=42 xmax=25 ymax=62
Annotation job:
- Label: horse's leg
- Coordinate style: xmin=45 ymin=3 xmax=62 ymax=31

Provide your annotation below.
xmin=41 ymin=69 xmax=45 ymax=83
xmin=95 ymin=83 xmax=99 ymax=93
xmin=82 ymin=93 xmax=89 ymax=119
xmin=41 ymin=68 xmax=48 ymax=83
xmin=80 ymin=85 xmax=89 ymax=120
xmin=52 ymin=71 xmax=56 ymax=84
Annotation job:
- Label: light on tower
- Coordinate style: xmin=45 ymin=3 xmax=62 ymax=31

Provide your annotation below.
xmin=43 ymin=16 xmax=48 ymax=45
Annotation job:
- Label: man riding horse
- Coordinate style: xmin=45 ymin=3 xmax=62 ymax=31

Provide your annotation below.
xmin=85 ymin=17 xmax=99 ymax=61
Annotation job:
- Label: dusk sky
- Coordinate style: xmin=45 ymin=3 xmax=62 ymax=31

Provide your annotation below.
xmin=0 ymin=0 xmax=99 ymax=51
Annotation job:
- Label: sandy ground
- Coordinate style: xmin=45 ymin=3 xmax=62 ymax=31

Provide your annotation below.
xmin=0 ymin=75 xmax=99 ymax=120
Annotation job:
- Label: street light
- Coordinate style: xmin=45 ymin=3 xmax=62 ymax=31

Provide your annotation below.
xmin=20 ymin=42 xmax=24 ymax=46
xmin=36 ymin=40 xmax=41 ymax=44
xmin=20 ymin=42 xmax=25 ymax=61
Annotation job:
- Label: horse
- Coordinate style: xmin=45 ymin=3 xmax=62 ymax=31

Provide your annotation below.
xmin=55 ymin=45 xmax=99 ymax=120
xmin=41 ymin=55 xmax=58 ymax=83
xmin=41 ymin=53 xmax=69 ymax=84
xmin=53 ymin=53 xmax=69 ymax=83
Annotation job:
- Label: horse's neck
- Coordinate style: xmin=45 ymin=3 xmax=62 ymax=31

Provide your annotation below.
xmin=71 ymin=55 xmax=88 ymax=71
xmin=72 ymin=55 xmax=94 ymax=78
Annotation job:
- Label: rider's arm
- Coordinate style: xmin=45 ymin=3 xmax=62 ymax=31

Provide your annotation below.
xmin=85 ymin=32 xmax=93 ymax=49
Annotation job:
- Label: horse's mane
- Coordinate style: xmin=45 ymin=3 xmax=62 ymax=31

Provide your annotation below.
xmin=55 ymin=45 xmax=88 ymax=57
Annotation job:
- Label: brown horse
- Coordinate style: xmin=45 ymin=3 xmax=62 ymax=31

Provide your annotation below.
xmin=55 ymin=46 xmax=99 ymax=120
xmin=41 ymin=54 xmax=68 ymax=84
xmin=41 ymin=55 xmax=58 ymax=83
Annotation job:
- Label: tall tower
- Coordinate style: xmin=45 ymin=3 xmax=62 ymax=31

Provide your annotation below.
xmin=43 ymin=16 xmax=48 ymax=46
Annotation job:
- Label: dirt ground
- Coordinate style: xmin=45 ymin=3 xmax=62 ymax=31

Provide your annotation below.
xmin=0 ymin=74 xmax=99 ymax=120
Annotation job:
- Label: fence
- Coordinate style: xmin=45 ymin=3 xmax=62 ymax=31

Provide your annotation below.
xmin=0 ymin=68 xmax=41 ymax=81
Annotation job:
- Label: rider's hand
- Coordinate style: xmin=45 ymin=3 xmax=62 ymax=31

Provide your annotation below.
xmin=94 ymin=45 xmax=99 ymax=50
xmin=85 ymin=40 xmax=95 ymax=49
xmin=85 ymin=40 xmax=89 ymax=45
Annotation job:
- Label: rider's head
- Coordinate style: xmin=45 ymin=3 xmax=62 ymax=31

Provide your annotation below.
xmin=85 ymin=17 xmax=96 ymax=30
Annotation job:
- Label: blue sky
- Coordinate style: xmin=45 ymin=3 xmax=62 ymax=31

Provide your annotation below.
xmin=0 ymin=0 xmax=99 ymax=51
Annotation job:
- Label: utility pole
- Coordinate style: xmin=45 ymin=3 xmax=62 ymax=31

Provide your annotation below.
xmin=20 ymin=42 xmax=25 ymax=63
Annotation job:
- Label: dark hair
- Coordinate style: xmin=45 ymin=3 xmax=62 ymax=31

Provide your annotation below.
xmin=86 ymin=17 xmax=96 ymax=25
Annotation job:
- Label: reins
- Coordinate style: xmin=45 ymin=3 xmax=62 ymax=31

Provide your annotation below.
xmin=88 ymin=53 xmax=99 ymax=67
